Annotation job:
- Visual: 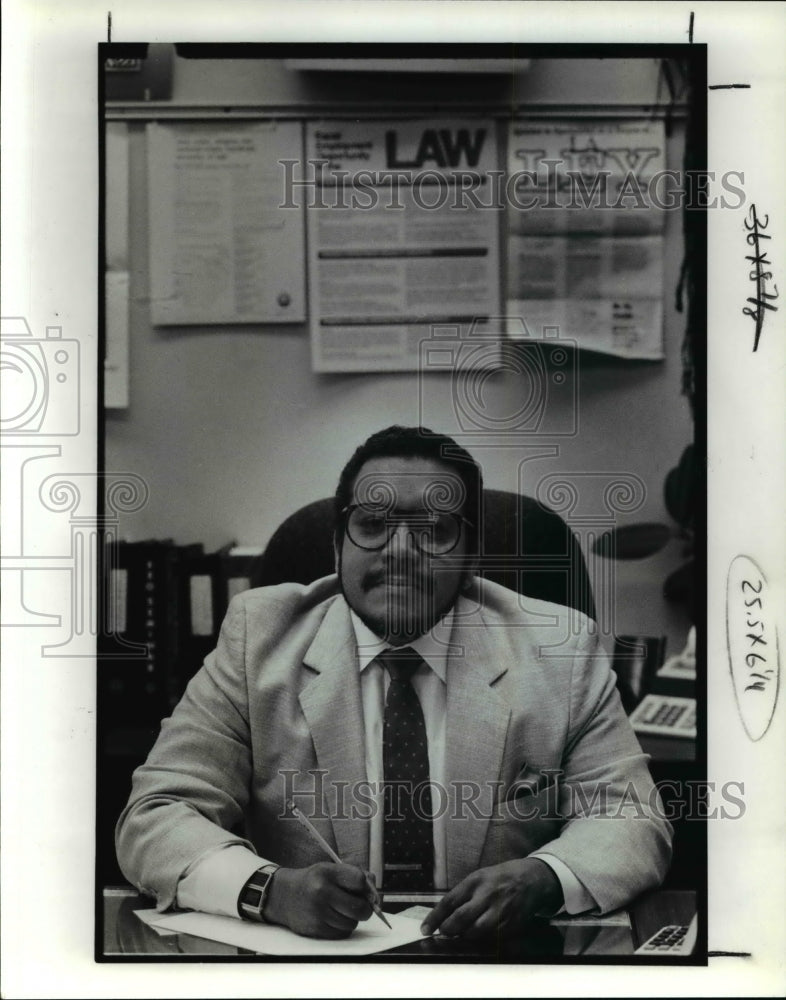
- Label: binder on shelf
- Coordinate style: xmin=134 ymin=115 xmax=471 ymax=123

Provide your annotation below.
xmin=171 ymin=543 xmax=226 ymax=707
xmin=100 ymin=539 xmax=179 ymax=729
xmin=98 ymin=538 xmax=180 ymax=887
xmin=218 ymin=543 xmax=265 ymax=607
xmin=99 ymin=538 xmax=265 ymax=722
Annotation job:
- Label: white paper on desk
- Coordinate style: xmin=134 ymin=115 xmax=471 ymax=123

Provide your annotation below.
xmin=133 ymin=908 xmax=178 ymax=937
xmin=139 ymin=907 xmax=426 ymax=956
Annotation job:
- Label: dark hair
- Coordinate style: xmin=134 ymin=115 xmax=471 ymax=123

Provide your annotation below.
xmin=334 ymin=425 xmax=483 ymax=554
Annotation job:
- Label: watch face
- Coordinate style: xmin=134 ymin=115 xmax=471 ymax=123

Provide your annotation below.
xmin=244 ymin=886 xmax=263 ymax=907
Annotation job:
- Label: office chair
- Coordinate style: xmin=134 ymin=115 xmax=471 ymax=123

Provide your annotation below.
xmin=252 ymin=489 xmax=596 ymax=620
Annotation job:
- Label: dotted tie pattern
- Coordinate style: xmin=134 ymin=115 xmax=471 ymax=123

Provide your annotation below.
xmin=378 ymin=647 xmax=434 ymax=891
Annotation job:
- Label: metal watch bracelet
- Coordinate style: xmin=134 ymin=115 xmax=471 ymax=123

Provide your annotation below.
xmin=237 ymin=863 xmax=280 ymax=923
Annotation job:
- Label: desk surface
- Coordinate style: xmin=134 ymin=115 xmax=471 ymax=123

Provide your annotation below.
xmin=102 ymin=887 xmax=696 ymax=961
xmin=638 ymin=731 xmax=696 ymax=763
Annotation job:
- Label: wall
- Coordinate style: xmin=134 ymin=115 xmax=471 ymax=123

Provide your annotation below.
xmin=105 ymin=53 xmax=694 ymax=653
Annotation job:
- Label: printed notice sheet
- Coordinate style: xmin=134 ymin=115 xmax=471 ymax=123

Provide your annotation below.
xmin=507 ymin=119 xmax=666 ymax=358
xmin=507 ymin=233 xmax=664 ymax=359
xmin=147 ymin=121 xmax=305 ymax=325
xmin=306 ymin=119 xmax=501 ymax=372
xmin=507 ymin=118 xmax=667 ymax=236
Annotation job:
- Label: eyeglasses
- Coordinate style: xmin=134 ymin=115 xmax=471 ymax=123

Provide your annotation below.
xmin=342 ymin=504 xmax=470 ymax=556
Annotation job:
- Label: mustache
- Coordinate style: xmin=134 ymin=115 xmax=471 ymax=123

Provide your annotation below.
xmin=361 ymin=563 xmax=430 ymax=591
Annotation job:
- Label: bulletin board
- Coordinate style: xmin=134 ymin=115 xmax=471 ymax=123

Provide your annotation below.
xmin=105 ymin=54 xmax=686 ymax=372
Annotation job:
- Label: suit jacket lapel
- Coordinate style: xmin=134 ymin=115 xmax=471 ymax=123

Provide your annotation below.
xmin=445 ymin=595 xmax=512 ymax=886
xmin=298 ymin=597 xmax=370 ymax=869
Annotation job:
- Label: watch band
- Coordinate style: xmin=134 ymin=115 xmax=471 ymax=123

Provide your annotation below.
xmin=237 ymin=863 xmax=279 ymax=923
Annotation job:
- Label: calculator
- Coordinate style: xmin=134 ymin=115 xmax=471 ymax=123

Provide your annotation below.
xmin=628 ymin=693 xmax=696 ymax=739
xmin=634 ymin=914 xmax=697 ymax=955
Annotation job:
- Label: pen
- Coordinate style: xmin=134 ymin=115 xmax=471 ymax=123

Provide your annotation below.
xmin=287 ymin=799 xmax=392 ymax=929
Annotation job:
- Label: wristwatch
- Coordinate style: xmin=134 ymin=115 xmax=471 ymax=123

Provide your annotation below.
xmin=237 ymin=863 xmax=279 ymax=923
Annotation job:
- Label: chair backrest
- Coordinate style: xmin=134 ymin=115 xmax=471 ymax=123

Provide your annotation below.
xmin=252 ymin=488 xmax=595 ymax=620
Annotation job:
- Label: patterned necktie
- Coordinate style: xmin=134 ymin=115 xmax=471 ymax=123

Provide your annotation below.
xmin=379 ymin=647 xmax=434 ymax=890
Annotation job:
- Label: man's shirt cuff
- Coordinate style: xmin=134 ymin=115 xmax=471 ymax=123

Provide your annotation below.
xmin=176 ymin=844 xmax=267 ymax=918
xmin=530 ymin=852 xmax=596 ymax=915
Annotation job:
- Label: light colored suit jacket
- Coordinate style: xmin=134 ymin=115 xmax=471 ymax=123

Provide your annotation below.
xmin=116 ymin=575 xmax=672 ymax=913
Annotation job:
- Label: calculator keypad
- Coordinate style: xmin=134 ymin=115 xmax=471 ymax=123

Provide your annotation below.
xmin=638 ymin=925 xmax=688 ymax=951
xmin=629 ymin=695 xmax=696 ymax=738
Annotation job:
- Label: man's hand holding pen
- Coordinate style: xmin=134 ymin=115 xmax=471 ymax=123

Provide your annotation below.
xmin=280 ymin=799 xmax=392 ymax=935
xmin=264 ymin=862 xmax=376 ymax=939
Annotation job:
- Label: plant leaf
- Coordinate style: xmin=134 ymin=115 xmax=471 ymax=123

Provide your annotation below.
xmin=663 ymin=559 xmax=694 ymax=599
xmin=664 ymin=444 xmax=697 ymax=527
xmin=592 ymin=523 xmax=673 ymax=559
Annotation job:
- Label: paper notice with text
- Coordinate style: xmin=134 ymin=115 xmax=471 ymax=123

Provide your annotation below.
xmin=507 ymin=232 xmax=664 ymax=359
xmin=506 ymin=119 xmax=665 ymax=358
xmin=147 ymin=121 xmax=305 ymax=325
xmin=305 ymin=119 xmax=501 ymax=372
xmin=507 ymin=118 xmax=667 ymax=236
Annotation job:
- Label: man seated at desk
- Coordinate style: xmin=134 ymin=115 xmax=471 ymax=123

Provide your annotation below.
xmin=116 ymin=425 xmax=672 ymax=940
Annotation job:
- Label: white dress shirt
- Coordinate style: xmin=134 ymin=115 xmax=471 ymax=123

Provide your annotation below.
xmin=176 ymin=609 xmax=595 ymax=917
